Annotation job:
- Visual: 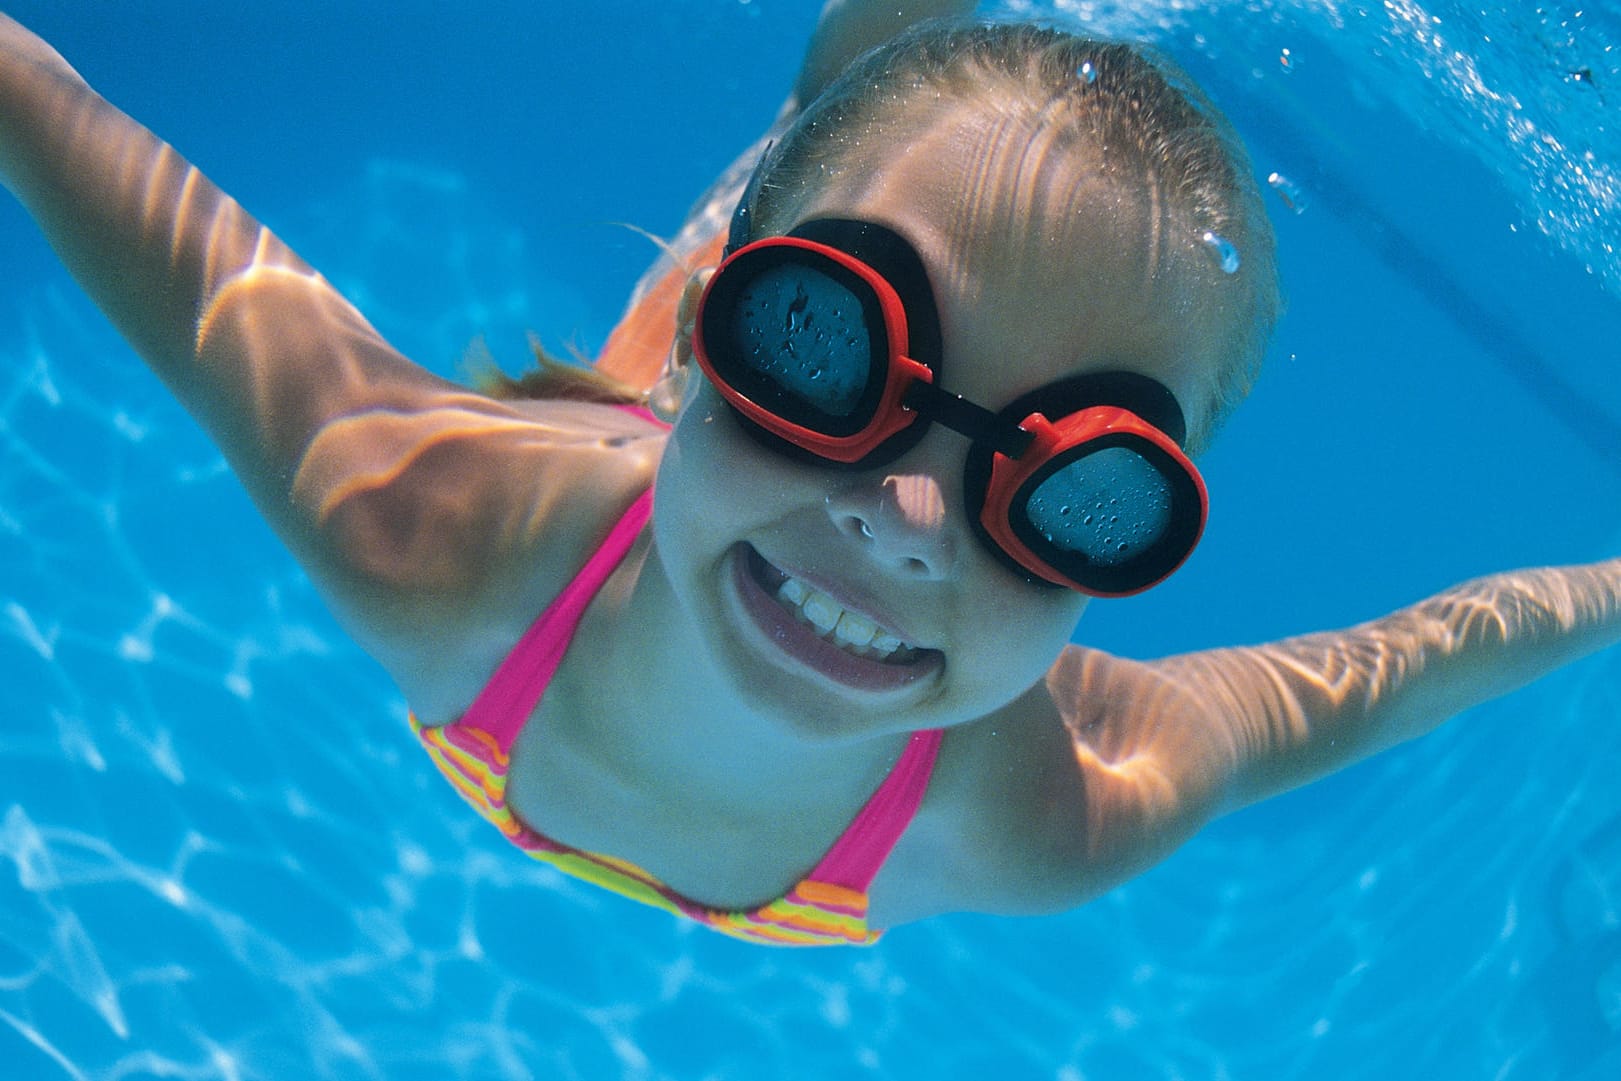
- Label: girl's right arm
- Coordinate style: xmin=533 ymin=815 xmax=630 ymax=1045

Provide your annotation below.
xmin=0 ymin=16 xmax=660 ymax=703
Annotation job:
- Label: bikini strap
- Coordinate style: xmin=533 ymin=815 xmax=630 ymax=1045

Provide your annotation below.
xmin=457 ymin=489 xmax=654 ymax=753
xmin=807 ymin=728 xmax=944 ymax=892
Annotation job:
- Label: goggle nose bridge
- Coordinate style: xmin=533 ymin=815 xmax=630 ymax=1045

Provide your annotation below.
xmin=899 ymin=379 xmax=1035 ymax=462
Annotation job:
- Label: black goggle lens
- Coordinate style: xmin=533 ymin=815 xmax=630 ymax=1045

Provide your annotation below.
xmin=966 ymin=373 xmax=1203 ymax=594
xmin=728 ymin=261 xmax=876 ymax=420
xmin=1022 ymin=446 xmax=1175 ymax=567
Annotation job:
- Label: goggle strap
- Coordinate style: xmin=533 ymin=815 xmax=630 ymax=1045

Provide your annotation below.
xmin=902 ymin=380 xmax=1034 ymax=460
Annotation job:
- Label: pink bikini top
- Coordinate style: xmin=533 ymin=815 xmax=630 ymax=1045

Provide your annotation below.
xmin=413 ymin=489 xmax=943 ymax=946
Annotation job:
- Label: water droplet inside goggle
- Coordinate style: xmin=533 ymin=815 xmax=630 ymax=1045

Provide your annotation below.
xmin=731 ymin=264 xmax=871 ymax=417
xmin=1025 ymin=447 xmax=1173 ymax=565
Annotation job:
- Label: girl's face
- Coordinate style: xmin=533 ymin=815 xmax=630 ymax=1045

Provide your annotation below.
xmin=654 ymin=112 xmax=1240 ymax=740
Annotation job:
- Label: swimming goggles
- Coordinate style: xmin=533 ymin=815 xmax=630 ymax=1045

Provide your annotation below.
xmin=691 ymin=218 xmax=1208 ymax=596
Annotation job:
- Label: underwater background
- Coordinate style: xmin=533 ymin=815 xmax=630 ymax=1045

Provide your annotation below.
xmin=2 ymin=1 xmax=1619 ymax=1078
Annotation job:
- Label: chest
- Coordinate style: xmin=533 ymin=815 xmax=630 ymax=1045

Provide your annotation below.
xmin=499 ymin=657 xmax=900 ymax=910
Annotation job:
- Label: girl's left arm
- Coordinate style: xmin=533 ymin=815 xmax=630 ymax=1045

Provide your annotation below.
xmin=1160 ymin=558 xmax=1621 ymax=812
xmin=1029 ymin=559 xmax=1621 ymax=901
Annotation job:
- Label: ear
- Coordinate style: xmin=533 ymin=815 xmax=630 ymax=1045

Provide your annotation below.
xmin=675 ymin=266 xmax=711 ymax=333
xmin=650 ymin=268 xmax=714 ymax=422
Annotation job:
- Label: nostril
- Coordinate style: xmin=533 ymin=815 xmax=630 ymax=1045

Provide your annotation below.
xmin=826 ymin=485 xmax=954 ymax=580
xmin=838 ymin=515 xmax=876 ymax=540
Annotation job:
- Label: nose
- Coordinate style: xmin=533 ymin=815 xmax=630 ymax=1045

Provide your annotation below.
xmin=826 ymin=472 xmax=957 ymax=580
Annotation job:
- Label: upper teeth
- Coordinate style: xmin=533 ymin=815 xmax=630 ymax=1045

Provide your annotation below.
xmin=776 ymin=577 xmax=910 ymax=660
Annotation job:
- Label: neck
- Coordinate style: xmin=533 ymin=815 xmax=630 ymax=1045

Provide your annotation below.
xmin=577 ymin=538 xmax=908 ymax=808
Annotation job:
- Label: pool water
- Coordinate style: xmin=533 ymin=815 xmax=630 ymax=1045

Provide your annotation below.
xmin=3 ymin=2 xmax=1620 ymax=1078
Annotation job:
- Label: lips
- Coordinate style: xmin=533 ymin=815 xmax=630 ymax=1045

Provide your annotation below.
xmin=729 ymin=544 xmax=943 ymax=692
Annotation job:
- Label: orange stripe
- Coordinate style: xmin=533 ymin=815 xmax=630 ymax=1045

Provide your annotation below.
xmin=447 ymin=725 xmax=508 ymax=768
xmin=424 ymin=740 xmax=507 ymax=806
xmin=791 ymin=879 xmax=868 ymax=912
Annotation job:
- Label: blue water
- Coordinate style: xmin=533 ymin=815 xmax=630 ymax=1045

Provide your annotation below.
xmin=3 ymin=2 xmax=1620 ymax=1078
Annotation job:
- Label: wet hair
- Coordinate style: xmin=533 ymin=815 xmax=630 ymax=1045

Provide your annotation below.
xmin=736 ymin=21 xmax=1280 ymax=454
xmin=472 ymin=335 xmax=643 ymax=404
xmin=490 ymin=19 xmax=1280 ymax=454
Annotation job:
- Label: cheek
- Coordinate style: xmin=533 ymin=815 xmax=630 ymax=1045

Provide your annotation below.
xmin=980 ymin=588 xmax=1087 ymax=670
xmin=1038 ymin=594 xmax=1088 ymax=660
xmin=942 ymin=551 xmax=1088 ymax=704
xmin=654 ymin=386 xmax=812 ymax=550
xmin=663 ymin=385 xmax=770 ymax=498
xmin=654 ymin=394 xmax=733 ymax=559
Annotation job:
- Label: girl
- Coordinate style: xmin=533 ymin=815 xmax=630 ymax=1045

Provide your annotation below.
xmin=2 ymin=0 xmax=1617 ymax=948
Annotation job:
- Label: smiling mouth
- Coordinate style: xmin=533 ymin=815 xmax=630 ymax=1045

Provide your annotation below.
xmin=746 ymin=546 xmax=923 ymax=663
xmin=733 ymin=545 xmax=942 ymax=689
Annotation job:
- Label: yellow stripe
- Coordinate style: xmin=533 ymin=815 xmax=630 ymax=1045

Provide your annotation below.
xmin=411 ymin=713 xmax=881 ymax=947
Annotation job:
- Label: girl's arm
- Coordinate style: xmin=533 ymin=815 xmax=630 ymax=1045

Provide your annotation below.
xmin=1026 ymin=560 xmax=1621 ymax=903
xmin=0 ymin=14 xmax=454 ymax=483
xmin=1158 ymin=559 xmax=1621 ymax=810
xmin=0 ymin=16 xmax=659 ymax=696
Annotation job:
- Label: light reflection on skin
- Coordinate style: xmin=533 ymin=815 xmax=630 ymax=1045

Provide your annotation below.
xmin=881 ymin=473 xmax=947 ymax=534
xmin=1033 ymin=561 xmax=1621 ymax=886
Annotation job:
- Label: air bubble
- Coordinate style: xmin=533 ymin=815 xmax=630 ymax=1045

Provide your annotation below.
xmin=1201 ymin=231 xmax=1241 ymax=274
xmin=1077 ymin=61 xmax=1097 ymax=84
xmin=1267 ymin=172 xmax=1308 ymax=214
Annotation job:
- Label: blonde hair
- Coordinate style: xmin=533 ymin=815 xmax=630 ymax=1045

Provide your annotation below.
xmin=490 ymin=19 xmax=1280 ymax=454
xmin=739 ymin=21 xmax=1280 ymax=454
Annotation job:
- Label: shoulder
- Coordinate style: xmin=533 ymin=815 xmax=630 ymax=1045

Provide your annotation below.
xmin=870 ymin=672 xmax=1090 ymax=924
xmin=300 ymin=394 xmax=665 ymax=713
xmin=873 ymin=646 xmax=1221 ymax=925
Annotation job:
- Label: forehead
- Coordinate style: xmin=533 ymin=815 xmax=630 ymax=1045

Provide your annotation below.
xmin=789 ymin=109 xmax=1237 ymax=434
